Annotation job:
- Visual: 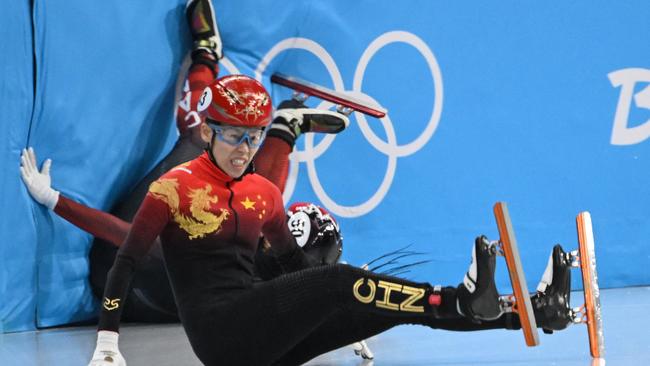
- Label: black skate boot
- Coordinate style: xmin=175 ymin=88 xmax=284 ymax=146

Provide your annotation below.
xmin=268 ymin=99 xmax=349 ymax=145
xmin=186 ymin=0 xmax=223 ymax=60
xmin=531 ymin=244 xmax=573 ymax=334
xmin=456 ymin=235 xmax=503 ymax=322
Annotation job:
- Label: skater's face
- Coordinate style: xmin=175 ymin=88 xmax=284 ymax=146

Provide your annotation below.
xmin=201 ymin=123 xmax=262 ymax=178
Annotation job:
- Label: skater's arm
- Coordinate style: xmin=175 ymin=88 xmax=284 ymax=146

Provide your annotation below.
xmin=54 ymin=196 xmax=131 ymax=247
xmin=98 ymin=193 xmax=170 ymax=333
xmin=20 ymin=147 xmax=132 ymax=246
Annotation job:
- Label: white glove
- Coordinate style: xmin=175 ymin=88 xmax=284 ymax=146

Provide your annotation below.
xmin=19 ymin=147 xmax=59 ymax=209
xmin=88 ymin=331 xmax=126 ymax=366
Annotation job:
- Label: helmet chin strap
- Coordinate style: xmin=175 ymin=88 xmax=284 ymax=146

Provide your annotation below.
xmin=205 ymin=133 xmax=222 ymax=168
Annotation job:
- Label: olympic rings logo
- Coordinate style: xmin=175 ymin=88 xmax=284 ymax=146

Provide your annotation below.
xmin=220 ymin=31 xmax=443 ymax=218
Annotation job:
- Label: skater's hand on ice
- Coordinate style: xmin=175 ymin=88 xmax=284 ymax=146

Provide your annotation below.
xmin=19 ymin=147 xmax=59 ymax=209
xmin=88 ymin=331 xmax=126 ymax=366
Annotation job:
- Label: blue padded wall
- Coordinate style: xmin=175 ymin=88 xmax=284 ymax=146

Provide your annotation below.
xmin=0 ymin=0 xmax=37 ymax=333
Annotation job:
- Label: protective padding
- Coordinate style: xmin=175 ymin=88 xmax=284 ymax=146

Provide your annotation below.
xmin=27 ymin=0 xmax=188 ymax=328
xmin=0 ymin=0 xmax=37 ymax=333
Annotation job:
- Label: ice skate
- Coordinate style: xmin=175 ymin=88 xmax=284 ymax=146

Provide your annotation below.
xmin=492 ymin=205 xmax=604 ymax=359
xmin=186 ymin=0 xmax=223 ymax=59
xmin=531 ymin=244 xmax=573 ymax=334
xmin=531 ymin=212 xmax=605 ymax=359
xmin=272 ymin=99 xmax=349 ymax=138
xmin=492 ymin=202 xmax=540 ymax=346
xmin=271 ymin=73 xmax=387 ymax=118
xmin=456 ymin=235 xmax=503 ymax=322
xmin=570 ymin=212 xmax=605 ymax=359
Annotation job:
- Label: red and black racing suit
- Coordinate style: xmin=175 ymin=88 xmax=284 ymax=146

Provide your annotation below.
xmin=96 ymin=152 xmax=479 ymax=366
xmin=87 ymin=55 xmax=294 ymax=322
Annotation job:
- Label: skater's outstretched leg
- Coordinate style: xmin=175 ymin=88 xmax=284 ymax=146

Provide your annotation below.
xmin=178 ymin=0 xmax=221 ymax=139
xmin=198 ymin=262 xmax=482 ymax=366
xmin=255 ymin=99 xmax=349 ymax=192
xmin=255 ymin=234 xmax=544 ymax=365
xmin=436 ymin=242 xmax=574 ymax=333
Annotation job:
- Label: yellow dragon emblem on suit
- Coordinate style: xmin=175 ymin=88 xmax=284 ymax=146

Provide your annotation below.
xmin=148 ymin=178 xmax=230 ymax=239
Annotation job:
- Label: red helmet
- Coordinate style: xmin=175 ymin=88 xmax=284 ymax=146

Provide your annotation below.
xmin=197 ymin=74 xmax=272 ymax=128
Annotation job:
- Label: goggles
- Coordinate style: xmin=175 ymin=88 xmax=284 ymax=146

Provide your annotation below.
xmin=207 ymin=121 xmax=266 ymax=148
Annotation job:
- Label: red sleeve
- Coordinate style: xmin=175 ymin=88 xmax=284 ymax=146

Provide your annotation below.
xmin=254 ymin=136 xmax=292 ymax=192
xmin=188 ymin=63 xmax=217 ymax=91
xmin=97 ymin=193 xmax=170 ymax=332
xmin=176 ymin=63 xmax=219 ymax=134
xmin=53 ymin=195 xmax=131 ymax=247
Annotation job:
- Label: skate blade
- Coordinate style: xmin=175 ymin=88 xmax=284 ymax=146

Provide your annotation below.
xmin=576 ymin=212 xmax=605 ymax=359
xmin=271 ymin=73 xmax=387 ymax=118
xmin=493 ymin=202 xmax=540 ymax=347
